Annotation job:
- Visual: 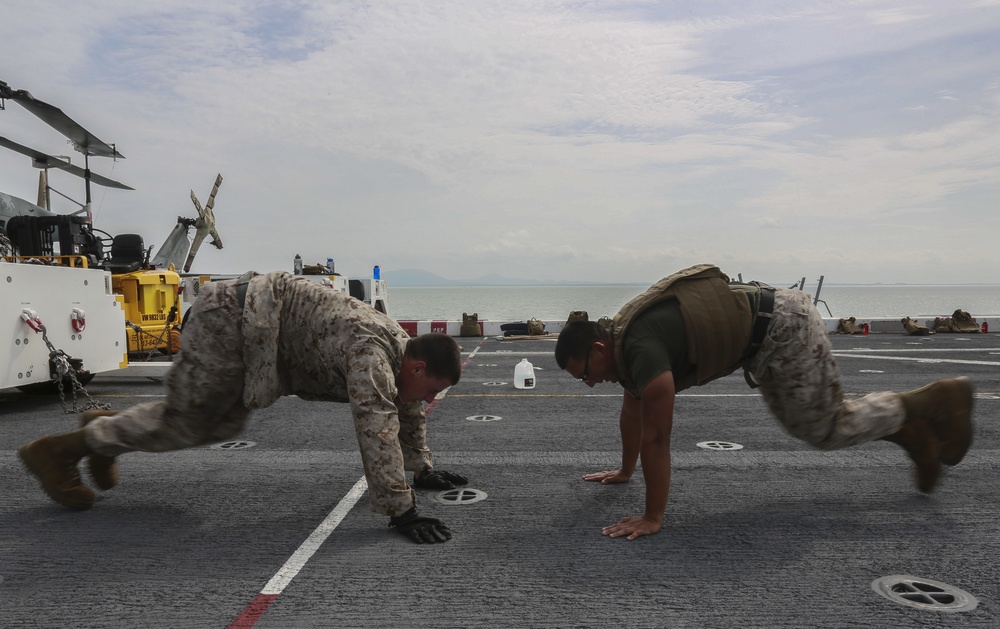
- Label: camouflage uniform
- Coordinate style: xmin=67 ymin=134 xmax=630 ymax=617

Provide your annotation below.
xmin=748 ymin=288 xmax=906 ymax=449
xmin=83 ymin=272 xmax=431 ymax=516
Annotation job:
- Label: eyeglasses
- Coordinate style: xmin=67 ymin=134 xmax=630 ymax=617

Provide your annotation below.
xmin=579 ymin=346 xmax=592 ymax=383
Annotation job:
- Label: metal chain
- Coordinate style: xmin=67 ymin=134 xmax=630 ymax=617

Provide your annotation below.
xmin=36 ymin=321 xmax=111 ymax=414
xmin=124 ymin=305 xmax=180 ymax=383
xmin=127 ymin=320 xmax=173 ymax=361
xmin=128 ymin=304 xmax=180 ymax=360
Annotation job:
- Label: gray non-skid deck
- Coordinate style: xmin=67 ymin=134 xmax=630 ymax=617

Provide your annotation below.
xmin=1 ymin=332 xmax=998 ymax=628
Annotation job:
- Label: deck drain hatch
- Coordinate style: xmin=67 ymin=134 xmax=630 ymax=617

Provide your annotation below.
xmin=697 ymin=441 xmax=743 ymax=451
xmin=467 ymin=415 xmax=502 ymax=422
xmin=211 ymin=441 xmax=257 ymax=450
xmin=432 ymin=488 xmax=488 ymax=505
xmin=872 ymin=576 xmax=978 ymax=612
xmin=476 ymin=363 xmax=498 ymax=367
xmin=859 ymin=369 xmax=884 ymax=373
xmin=482 ymin=381 xmax=508 ymax=386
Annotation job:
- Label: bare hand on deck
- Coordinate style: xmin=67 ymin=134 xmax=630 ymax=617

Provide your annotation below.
xmin=583 ymin=469 xmax=631 ymax=484
xmin=602 ymin=515 xmax=661 ymax=540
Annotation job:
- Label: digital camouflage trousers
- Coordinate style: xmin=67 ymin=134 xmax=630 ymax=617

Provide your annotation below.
xmin=82 ymin=280 xmax=424 ymax=516
xmin=748 ymin=288 xmax=906 ymax=449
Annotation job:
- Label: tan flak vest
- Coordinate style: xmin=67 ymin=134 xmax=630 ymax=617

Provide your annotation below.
xmin=611 ymin=264 xmax=752 ymax=395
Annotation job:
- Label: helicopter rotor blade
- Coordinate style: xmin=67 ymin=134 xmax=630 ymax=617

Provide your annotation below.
xmin=0 ymin=135 xmax=133 ymax=190
xmin=204 ymin=174 xmax=223 ymax=212
xmin=184 ymin=231 xmax=209 ymax=273
xmin=0 ymin=82 xmax=123 ymax=159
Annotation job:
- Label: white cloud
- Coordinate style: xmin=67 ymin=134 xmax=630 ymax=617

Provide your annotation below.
xmin=1 ymin=0 xmax=998 ymax=285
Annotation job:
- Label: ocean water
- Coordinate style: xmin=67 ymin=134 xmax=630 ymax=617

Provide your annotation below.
xmin=387 ymin=284 xmax=1000 ymax=321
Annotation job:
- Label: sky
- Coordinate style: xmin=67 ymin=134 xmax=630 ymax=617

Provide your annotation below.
xmin=1 ymin=0 xmax=998 ymax=285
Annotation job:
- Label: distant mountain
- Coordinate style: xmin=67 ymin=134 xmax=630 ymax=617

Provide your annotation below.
xmin=383 ymin=269 xmax=459 ymax=286
xmin=383 ymin=268 xmax=641 ymax=287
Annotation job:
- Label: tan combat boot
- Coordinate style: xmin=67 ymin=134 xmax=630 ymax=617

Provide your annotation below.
xmin=18 ymin=429 xmax=96 ymax=510
xmin=880 ymin=416 xmax=941 ymax=493
xmin=899 ymin=377 xmax=974 ymax=466
xmin=80 ymin=409 xmax=119 ymax=490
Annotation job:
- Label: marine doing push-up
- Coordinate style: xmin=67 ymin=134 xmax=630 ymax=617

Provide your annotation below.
xmin=556 ymin=264 xmax=974 ymax=540
xmin=19 ymin=271 xmax=468 ymax=544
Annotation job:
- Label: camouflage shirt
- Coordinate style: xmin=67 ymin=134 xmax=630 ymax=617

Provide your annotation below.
xmin=242 ymin=272 xmax=429 ymax=514
xmin=242 ymin=271 xmax=412 ymax=409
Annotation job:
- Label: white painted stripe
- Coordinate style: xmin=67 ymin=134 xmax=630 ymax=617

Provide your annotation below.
xmin=436 ymin=449 xmax=999 ymax=467
xmin=98 ymin=394 xmax=166 ymax=398
xmin=833 ymin=353 xmax=1000 ymax=366
xmin=450 ymin=390 xmax=1000 ymax=398
xmin=834 ymin=347 xmax=1000 ymax=353
xmin=473 ymin=348 xmax=1000 ymax=358
xmin=256 ymin=341 xmax=487 ymax=597
xmin=447 ymin=392 xmax=764 ymax=397
xmin=261 ymin=476 xmax=368 ymax=595
xmin=469 ymin=351 xmax=553 ymax=356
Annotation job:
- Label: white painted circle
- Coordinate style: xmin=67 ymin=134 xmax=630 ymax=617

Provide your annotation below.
xmin=697 ymin=441 xmax=743 ymax=451
xmin=467 ymin=415 xmax=502 ymax=422
xmin=211 ymin=441 xmax=257 ymax=450
xmin=431 ymin=488 xmax=488 ymax=505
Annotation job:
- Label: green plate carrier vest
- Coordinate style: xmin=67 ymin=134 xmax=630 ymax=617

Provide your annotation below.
xmin=611 ymin=264 xmax=753 ymax=395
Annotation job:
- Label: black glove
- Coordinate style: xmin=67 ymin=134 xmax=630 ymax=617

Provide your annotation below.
xmin=413 ymin=468 xmax=469 ymax=490
xmin=389 ymin=508 xmax=452 ymax=544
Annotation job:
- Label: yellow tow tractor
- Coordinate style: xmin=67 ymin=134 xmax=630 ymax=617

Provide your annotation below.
xmin=96 ymin=173 xmax=224 ymax=355
xmin=89 ymin=229 xmax=185 ymax=355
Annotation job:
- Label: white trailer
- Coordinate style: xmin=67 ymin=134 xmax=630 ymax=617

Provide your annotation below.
xmin=1 ymin=262 xmax=127 ymax=391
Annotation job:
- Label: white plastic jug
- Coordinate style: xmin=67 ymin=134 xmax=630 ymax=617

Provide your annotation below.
xmin=514 ymin=358 xmax=536 ymax=389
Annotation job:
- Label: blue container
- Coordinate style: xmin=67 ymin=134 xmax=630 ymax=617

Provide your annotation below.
xmin=373 ymin=265 xmax=381 ymax=280
xmin=326 ymin=257 xmax=335 ymax=273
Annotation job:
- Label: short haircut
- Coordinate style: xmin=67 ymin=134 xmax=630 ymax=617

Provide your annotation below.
xmin=555 ymin=321 xmax=610 ymax=369
xmin=406 ymin=333 xmax=463 ymax=384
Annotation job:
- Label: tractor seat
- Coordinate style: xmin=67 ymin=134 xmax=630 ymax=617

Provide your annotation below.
xmin=103 ymin=233 xmax=145 ymax=274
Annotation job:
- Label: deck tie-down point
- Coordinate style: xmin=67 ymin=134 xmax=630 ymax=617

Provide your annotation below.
xmin=872 ymin=575 xmax=978 ymax=612
xmin=432 ymin=488 xmax=488 ymax=505
xmin=210 ymin=440 xmax=257 ymax=450
xmin=697 ymin=441 xmax=743 ymax=451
